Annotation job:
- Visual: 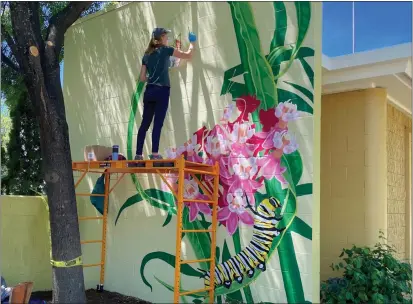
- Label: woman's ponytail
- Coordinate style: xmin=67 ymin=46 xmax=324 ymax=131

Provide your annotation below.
xmin=145 ymin=37 xmax=161 ymax=55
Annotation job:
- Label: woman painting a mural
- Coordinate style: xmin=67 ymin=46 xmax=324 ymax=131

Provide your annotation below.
xmin=134 ymin=27 xmax=197 ymax=166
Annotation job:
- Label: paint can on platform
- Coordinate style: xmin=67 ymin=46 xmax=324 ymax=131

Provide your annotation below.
xmin=112 ymin=145 xmax=119 ymax=161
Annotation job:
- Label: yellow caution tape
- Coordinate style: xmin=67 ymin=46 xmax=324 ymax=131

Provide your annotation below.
xmin=37 ymin=194 xmax=84 ymax=269
xmin=51 ymin=256 xmax=83 ymax=268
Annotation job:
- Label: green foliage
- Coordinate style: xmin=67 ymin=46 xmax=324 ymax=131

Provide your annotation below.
xmin=0 ymin=1 xmax=114 ymax=195
xmin=1 ymin=103 xmax=12 ymax=180
xmin=320 ymin=231 xmax=412 ymax=304
xmin=1 ymin=87 xmax=44 ymax=195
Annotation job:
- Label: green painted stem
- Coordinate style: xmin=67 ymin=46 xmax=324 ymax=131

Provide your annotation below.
xmin=278 ymin=231 xmax=305 ymax=303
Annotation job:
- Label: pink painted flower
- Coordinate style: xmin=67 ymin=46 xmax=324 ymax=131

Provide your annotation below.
xmin=165 ymin=147 xmax=178 ymax=159
xmin=275 ymin=100 xmax=300 ymax=122
xmin=255 ymin=126 xmax=283 ymax=150
xmin=217 ymin=188 xmax=254 ymax=235
xmin=184 ymin=178 xmax=212 ymax=222
xmin=220 ymin=153 xmax=263 ymax=206
xmin=257 ymin=155 xmax=289 ymax=189
xmin=161 ymin=173 xmax=179 ymax=193
xmin=186 ymin=139 xmax=203 ymax=163
xmin=273 ymin=130 xmax=299 ymax=154
xmin=220 ymin=104 xmax=236 ymax=124
xmin=229 ymin=121 xmax=255 ymax=145
xmin=205 ymin=133 xmax=229 ymax=160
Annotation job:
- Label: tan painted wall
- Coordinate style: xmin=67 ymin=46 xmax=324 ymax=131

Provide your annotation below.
xmin=63 ymin=2 xmax=321 ymax=302
xmin=386 ymin=104 xmax=412 ymax=261
xmin=320 ymin=88 xmax=388 ymax=281
xmin=0 ymin=196 xmax=52 ymax=291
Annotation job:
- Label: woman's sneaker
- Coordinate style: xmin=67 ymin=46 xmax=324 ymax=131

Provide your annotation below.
xmin=150 ymin=154 xmax=164 ymax=167
xmin=130 ymin=154 xmax=145 ymax=167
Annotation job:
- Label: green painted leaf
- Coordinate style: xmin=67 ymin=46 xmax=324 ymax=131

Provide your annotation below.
xmin=296 ymin=183 xmax=312 ymax=196
xmin=299 ymin=57 xmax=314 ymax=88
xmin=278 ymin=88 xmax=313 ymax=114
xmin=127 ymin=81 xmax=145 ymax=159
xmin=296 ymin=47 xmax=315 ymax=59
xmin=229 ymin=2 xmax=278 ymax=109
xmin=216 ymin=246 xmax=221 ymax=264
xmin=115 ymin=193 xmax=143 ymax=225
xmin=115 ymin=189 xmax=176 ymax=225
xmin=264 ymin=171 xmax=302 ymax=302
xmin=271 ymin=2 xmax=287 ymax=49
xmin=226 ymin=81 xmax=249 ymax=101
xmin=162 ymin=212 xmax=173 ymax=227
xmin=273 ymin=2 xmax=312 ymax=82
xmin=268 ymin=46 xmax=314 ymax=68
xmin=141 ymin=251 xmax=203 ymax=291
xmin=145 ymin=188 xmax=176 ymax=208
xmin=182 ymin=207 xmax=212 ymax=270
xmin=295 ymin=2 xmax=312 ymax=50
xmin=267 ymin=46 xmax=291 ymax=80
xmin=126 ymin=81 xmax=147 ymax=199
xmin=221 ymin=64 xmax=244 ymax=95
xmin=290 ymin=217 xmax=312 ymax=240
xmin=282 ymin=150 xmax=303 ymax=188
xmin=278 ymin=231 xmax=305 ymax=303
xmin=283 ymin=81 xmax=313 ymax=104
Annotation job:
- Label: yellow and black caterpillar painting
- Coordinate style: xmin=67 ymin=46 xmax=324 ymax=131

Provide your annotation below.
xmin=198 ymin=194 xmax=285 ymax=289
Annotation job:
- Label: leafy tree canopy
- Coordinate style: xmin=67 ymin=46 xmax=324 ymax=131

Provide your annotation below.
xmin=1 ymin=1 xmax=117 ymax=195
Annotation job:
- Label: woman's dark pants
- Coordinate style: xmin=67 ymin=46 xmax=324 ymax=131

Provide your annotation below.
xmin=136 ymin=84 xmax=170 ymax=156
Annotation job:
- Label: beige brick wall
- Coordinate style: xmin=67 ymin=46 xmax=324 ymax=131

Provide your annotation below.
xmin=320 ymin=88 xmax=388 ymax=281
xmin=387 ymin=104 xmax=412 ymax=260
xmin=0 ymin=196 xmax=52 ymax=291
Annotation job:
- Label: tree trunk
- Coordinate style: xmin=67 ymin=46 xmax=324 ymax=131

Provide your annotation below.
xmin=39 ymin=65 xmax=87 ymax=304
xmin=25 ymin=56 xmax=86 ymax=303
xmin=8 ymin=2 xmax=87 ymax=302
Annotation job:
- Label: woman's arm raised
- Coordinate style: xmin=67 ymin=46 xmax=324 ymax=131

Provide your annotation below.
xmin=172 ymin=42 xmax=195 ymax=60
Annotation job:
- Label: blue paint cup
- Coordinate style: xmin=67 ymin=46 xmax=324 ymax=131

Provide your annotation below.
xmin=112 ymin=145 xmax=119 ymax=161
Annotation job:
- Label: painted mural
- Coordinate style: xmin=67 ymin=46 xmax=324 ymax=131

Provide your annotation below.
xmin=114 ymin=1 xmax=314 ymax=303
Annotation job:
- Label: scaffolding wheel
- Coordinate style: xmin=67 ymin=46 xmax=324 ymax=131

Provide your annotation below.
xmin=96 ymin=284 xmax=104 ymax=293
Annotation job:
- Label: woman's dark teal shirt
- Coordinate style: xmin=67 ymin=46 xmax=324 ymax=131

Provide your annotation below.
xmin=142 ymin=46 xmax=174 ymax=87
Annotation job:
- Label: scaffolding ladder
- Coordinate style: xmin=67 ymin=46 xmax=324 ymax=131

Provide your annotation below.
xmin=72 ymin=155 xmax=219 ymax=303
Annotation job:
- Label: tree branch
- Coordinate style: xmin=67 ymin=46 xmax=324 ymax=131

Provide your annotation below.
xmin=29 ymin=1 xmax=44 ymax=52
xmin=1 ymin=50 xmax=19 ymax=72
xmin=46 ymin=1 xmax=93 ymax=54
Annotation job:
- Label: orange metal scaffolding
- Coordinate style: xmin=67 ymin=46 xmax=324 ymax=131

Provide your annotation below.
xmin=72 ymin=155 xmax=219 ymax=303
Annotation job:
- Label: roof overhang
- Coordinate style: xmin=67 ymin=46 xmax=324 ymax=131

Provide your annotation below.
xmin=322 ymin=43 xmax=412 ymax=115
